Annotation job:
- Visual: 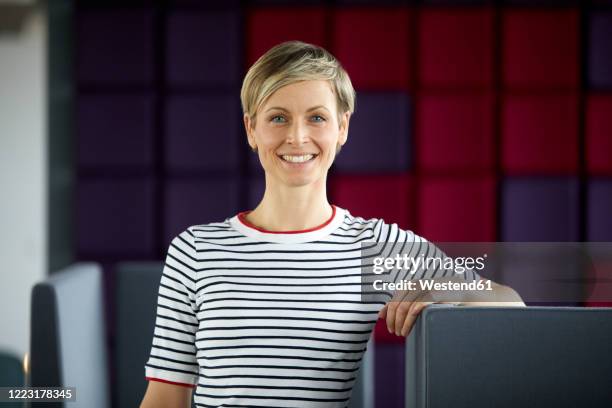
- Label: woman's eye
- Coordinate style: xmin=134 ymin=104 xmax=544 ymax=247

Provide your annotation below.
xmin=311 ymin=115 xmax=326 ymax=122
xmin=270 ymin=115 xmax=286 ymax=123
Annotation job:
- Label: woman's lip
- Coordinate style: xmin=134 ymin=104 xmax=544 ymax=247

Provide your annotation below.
xmin=278 ymin=154 xmax=318 ymax=165
xmin=277 ymin=153 xmax=319 ymax=156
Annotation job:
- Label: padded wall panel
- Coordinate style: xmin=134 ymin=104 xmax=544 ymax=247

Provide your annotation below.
xmin=77 ymin=10 xmax=154 ymax=84
xmin=333 ymin=8 xmax=412 ymax=90
xmin=418 ymin=177 xmax=496 ymax=242
xmin=246 ymin=7 xmax=327 ymax=66
xmin=78 ymin=94 xmax=154 ymax=168
xmin=165 ymin=94 xmax=240 ymax=172
xmin=330 ymin=174 xmax=414 ymax=231
xmin=588 ymin=12 xmax=612 ymax=89
xmin=334 ymin=93 xmax=411 ymax=172
xmin=417 ymin=93 xmax=494 ymax=173
xmin=586 ymin=94 xmax=612 ymax=175
xmin=502 ymin=9 xmax=579 ymax=89
xmin=501 ymin=178 xmax=579 ymax=241
xmin=501 ymin=94 xmax=578 ymax=174
xmin=374 ymin=344 xmax=405 ymax=408
xmin=77 ymin=178 xmax=155 ymax=255
xmin=418 ymin=9 xmax=493 ymax=88
xmin=164 ymin=178 xmax=239 ymax=245
xmin=587 ymin=180 xmax=612 ymax=241
xmin=166 ymin=11 xmax=240 ymax=87
xmin=247 ymin=177 xmax=265 ymax=210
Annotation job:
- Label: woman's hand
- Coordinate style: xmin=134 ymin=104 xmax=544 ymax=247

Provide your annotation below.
xmin=377 ymin=289 xmax=459 ymax=337
xmin=377 ymin=277 xmax=525 ymax=337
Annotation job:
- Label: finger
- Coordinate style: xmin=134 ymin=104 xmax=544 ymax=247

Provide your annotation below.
xmin=393 ymin=298 xmax=416 ymax=335
xmin=400 ymin=301 xmax=433 ymax=337
xmin=378 ymin=304 xmax=388 ymax=320
xmin=385 ymin=290 xmax=411 ymax=334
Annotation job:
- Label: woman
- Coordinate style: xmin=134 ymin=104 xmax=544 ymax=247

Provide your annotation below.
xmin=140 ymin=41 xmax=524 ymax=408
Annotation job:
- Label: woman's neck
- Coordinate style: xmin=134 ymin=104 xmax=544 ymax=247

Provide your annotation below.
xmin=245 ymin=179 xmax=333 ymax=232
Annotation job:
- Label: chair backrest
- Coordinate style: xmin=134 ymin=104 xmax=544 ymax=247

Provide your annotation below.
xmin=114 ymin=261 xmax=163 ymax=408
xmin=30 ymin=263 xmax=109 ymax=408
xmin=405 ymin=305 xmax=612 ymax=408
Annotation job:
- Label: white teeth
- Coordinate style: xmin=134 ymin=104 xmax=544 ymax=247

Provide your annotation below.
xmin=281 ymin=154 xmax=315 ymax=163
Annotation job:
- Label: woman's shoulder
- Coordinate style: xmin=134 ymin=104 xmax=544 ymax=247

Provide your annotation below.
xmin=177 ymin=217 xmax=235 ymax=243
xmin=342 ymin=208 xmax=421 ymax=244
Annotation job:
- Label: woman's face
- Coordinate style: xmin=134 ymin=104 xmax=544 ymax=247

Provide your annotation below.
xmin=244 ymin=80 xmax=350 ymax=188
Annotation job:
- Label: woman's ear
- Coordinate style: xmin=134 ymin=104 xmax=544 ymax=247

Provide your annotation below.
xmin=338 ymin=111 xmax=351 ymax=146
xmin=244 ymin=114 xmax=257 ymax=151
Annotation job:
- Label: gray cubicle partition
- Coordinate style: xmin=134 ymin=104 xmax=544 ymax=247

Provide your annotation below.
xmin=30 ymin=261 xmax=375 ymax=408
xmin=406 ymin=305 xmax=612 ymax=408
xmin=114 ymin=262 xmax=165 ymax=408
xmin=30 ymin=263 xmax=110 ymax=408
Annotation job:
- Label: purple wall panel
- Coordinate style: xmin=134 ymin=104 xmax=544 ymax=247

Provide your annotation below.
xmin=164 ymin=178 xmax=239 ymax=245
xmin=588 ymin=180 xmax=612 ymax=241
xmin=166 ymin=11 xmax=240 ymax=87
xmin=247 ymin=177 xmax=266 ymax=210
xmin=375 ymin=343 xmax=405 ymax=408
xmin=588 ymin=12 xmax=612 ymax=89
xmin=502 ymin=178 xmax=579 ymax=242
xmin=165 ymin=94 xmax=240 ymax=171
xmin=77 ymin=10 xmax=154 ymax=84
xmin=77 ymin=178 xmax=155 ymax=255
xmin=333 ymin=93 xmax=411 ymax=173
xmin=78 ymin=94 xmax=154 ymax=168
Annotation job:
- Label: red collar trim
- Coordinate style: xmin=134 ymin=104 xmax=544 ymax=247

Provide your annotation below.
xmin=237 ymin=205 xmax=337 ymax=234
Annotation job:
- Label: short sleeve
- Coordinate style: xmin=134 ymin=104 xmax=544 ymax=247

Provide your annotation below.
xmin=144 ymin=228 xmax=199 ymax=388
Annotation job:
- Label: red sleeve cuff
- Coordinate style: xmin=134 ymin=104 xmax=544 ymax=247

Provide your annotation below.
xmin=145 ymin=376 xmax=196 ymax=388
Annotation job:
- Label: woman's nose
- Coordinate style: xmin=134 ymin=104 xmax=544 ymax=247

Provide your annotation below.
xmin=286 ymin=122 xmax=309 ymax=145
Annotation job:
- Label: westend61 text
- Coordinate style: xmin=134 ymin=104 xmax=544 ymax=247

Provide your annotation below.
xmin=372 ymin=279 xmax=493 ymax=292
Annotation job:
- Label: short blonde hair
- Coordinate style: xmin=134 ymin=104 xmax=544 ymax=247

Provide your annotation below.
xmin=240 ymin=40 xmax=356 ymax=127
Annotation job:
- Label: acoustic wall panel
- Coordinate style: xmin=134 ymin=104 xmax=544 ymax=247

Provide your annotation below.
xmin=330 ymin=174 xmax=415 ymax=231
xmin=77 ymin=10 xmax=154 ymax=84
xmin=501 ymin=178 xmax=579 ymax=242
xmin=502 ymin=9 xmax=579 ymax=89
xmin=164 ymin=178 xmax=240 ymax=246
xmin=246 ymin=7 xmax=327 ymax=66
xmin=77 ymin=178 xmax=155 ymax=255
xmin=418 ymin=177 xmax=497 ymax=242
xmin=77 ymin=94 xmax=154 ymax=168
xmin=334 ymin=92 xmax=411 ymax=173
xmin=165 ymin=94 xmax=240 ymax=172
xmin=417 ymin=93 xmax=494 ymax=173
xmin=586 ymin=94 xmax=612 ymax=175
xmin=333 ymin=7 xmax=412 ymax=90
xmin=166 ymin=11 xmax=241 ymax=87
xmin=587 ymin=180 xmax=612 ymax=241
xmin=418 ymin=9 xmax=494 ymax=88
xmin=502 ymin=94 xmax=578 ymax=175
xmin=588 ymin=11 xmax=612 ymax=89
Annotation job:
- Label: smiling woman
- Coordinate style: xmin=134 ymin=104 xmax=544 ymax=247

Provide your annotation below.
xmin=139 ymin=40 xmax=524 ymax=408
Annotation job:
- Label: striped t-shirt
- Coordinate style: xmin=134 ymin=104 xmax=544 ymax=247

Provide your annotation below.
xmin=144 ymin=205 xmax=481 ymax=407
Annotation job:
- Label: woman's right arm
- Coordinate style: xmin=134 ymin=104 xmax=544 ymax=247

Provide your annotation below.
xmin=140 ymin=381 xmax=193 ymax=408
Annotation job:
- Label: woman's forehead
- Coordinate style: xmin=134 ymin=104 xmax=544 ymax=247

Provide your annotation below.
xmin=263 ymin=80 xmax=335 ymax=109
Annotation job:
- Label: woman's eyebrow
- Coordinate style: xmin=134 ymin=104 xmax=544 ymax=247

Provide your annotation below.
xmin=265 ymin=105 xmax=330 ymax=113
xmin=308 ymin=105 xmax=330 ymax=113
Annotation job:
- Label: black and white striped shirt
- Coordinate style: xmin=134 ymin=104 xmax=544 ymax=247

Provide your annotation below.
xmin=144 ymin=205 xmax=480 ymax=407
